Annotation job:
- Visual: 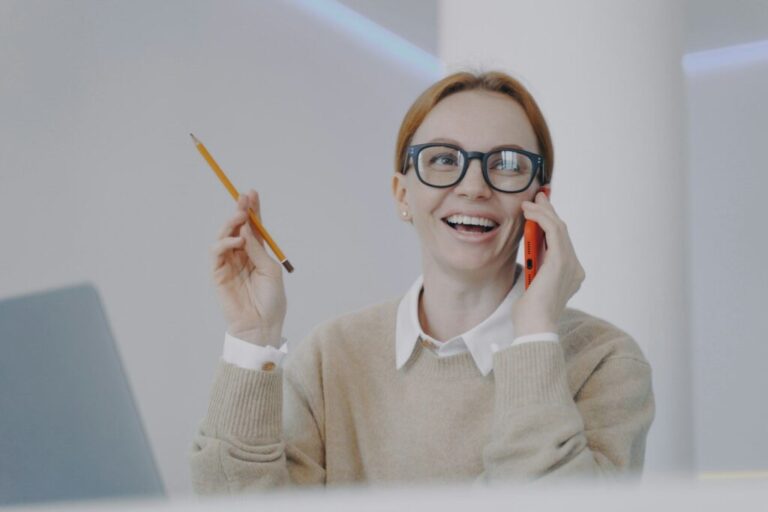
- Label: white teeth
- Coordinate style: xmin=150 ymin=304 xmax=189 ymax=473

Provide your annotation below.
xmin=445 ymin=214 xmax=498 ymax=228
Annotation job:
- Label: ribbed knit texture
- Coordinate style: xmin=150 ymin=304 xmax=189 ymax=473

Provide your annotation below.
xmin=190 ymin=299 xmax=655 ymax=493
xmin=493 ymin=341 xmax=573 ymax=408
xmin=203 ymin=359 xmax=282 ymax=443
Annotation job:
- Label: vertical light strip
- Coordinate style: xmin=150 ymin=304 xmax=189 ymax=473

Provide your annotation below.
xmin=683 ymin=39 xmax=768 ymax=76
xmin=284 ymin=0 xmax=443 ymax=78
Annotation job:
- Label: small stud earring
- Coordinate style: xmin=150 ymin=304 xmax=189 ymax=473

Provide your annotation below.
xmin=401 ymin=211 xmax=408 ymax=217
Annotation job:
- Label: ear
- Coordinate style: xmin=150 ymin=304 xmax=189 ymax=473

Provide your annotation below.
xmin=391 ymin=173 xmax=408 ymax=213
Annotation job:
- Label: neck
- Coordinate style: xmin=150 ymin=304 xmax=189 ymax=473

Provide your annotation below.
xmin=418 ymin=260 xmax=520 ymax=342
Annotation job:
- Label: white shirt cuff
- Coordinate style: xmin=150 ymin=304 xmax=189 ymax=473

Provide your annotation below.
xmin=222 ymin=331 xmax=288 ymax=370
xmin=490 ymin=332 xmax=560 ymax=354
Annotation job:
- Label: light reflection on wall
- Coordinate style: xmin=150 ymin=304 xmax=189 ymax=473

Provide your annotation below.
xmin=683 ymin=39 xmax=768 ymax=75
xmin=285 ymin=0 xmax=443 ymax=78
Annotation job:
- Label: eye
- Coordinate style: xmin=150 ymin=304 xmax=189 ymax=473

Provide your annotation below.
xmin=488 ymin=150 xmax=532 ymax=174
xmin=489 ymin=156 xmax=520 ymax=171
xmin=430 ymin=153 xmax=458 ymax=166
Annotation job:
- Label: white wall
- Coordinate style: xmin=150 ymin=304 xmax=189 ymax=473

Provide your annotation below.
xmin=5 ymin=0 xmax=766 ymax=498
xmin=685 ymin=0 xmax=768 ymax=52
xmin=338 ymin=0 xmax=437 ymax=54
xmin=0 ymin=0 xmax=439 ymax=495
xmin=439 ymin=0 xmax=693 ymax=474
xmin=685 ymin=50 xmax=768 ymax=473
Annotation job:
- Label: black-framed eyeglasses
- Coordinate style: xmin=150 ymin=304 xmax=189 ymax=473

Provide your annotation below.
xmin=401 ymin=143 xmax=548 ymax=193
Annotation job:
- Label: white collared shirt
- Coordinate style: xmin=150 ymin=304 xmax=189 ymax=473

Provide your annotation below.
xmin=394 ymin=265 xmax=558 ymax=376
xmin=222 ymin=265 xmax=559 ymax=375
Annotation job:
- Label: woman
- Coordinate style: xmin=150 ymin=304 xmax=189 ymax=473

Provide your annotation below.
xmin=190 ymin=70 xmax=655 ymax=492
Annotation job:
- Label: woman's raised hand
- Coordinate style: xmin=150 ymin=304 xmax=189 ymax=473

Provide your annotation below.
xmin=511 ymin=190 xmax=586 ymax=337
xmin=210 ymin=189 xmax=287 ymax=347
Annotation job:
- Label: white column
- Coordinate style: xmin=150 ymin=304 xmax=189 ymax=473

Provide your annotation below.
xmin=439 ymin=0 xmax=692 ymax=474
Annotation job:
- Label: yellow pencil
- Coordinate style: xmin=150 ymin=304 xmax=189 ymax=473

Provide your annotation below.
xmin=190 ymin=133 xmax=294 ymax=273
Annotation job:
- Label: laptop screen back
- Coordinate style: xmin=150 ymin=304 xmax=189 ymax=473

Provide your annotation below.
xmin=0 ymin=283 xmax=164 ymax=506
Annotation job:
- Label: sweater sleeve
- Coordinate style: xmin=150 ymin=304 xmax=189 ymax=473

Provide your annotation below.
xmin=189 ymin=357 xmax=325 ymax=494
xmin=479 ymin=340 xmax=655 ymax=484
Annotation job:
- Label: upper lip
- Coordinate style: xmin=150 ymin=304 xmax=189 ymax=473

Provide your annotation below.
xmin=441 ymin=211 xmax=501 ymax=225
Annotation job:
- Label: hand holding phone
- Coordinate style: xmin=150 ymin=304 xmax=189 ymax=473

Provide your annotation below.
xmin=524 ymin=186 xmax=551 ymax=289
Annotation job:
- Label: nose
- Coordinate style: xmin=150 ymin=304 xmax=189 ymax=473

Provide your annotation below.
xmin=454 ymin=158 xmax=492 ymax=199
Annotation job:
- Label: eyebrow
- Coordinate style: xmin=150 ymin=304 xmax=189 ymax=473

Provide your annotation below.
xmin=428 ymin=137 xmax=525 ymax=151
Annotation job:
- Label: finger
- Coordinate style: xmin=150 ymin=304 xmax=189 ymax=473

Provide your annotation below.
xmin=248 ymin=217 xmax=267 ymax=248
xmin=240 ymin=221 xmax=275 ymax=268
xmin=247 ymin=189 xmax=262 ymax=222
xmin=521 ymin=205 xmax=564 ymax=256
xmin=535 ymin=190 xmax=561 ymax=217
xmin=240 ymin=208 xmax=266 ymax=248
xmin=245 ymin=190 xmax=266 ymax=246
xmin=237 ymin=192 xmax=254 ymax=216
xmin=216 ymin=193 xmax=249 ymax=239
xmin=236 ymin=193 xmax=249 ymax=212
xmin=210 ymin=236 xmax=245 ymax=271
xmin=241 ymin=224 xmax=283 ymax=276
xmin=217 ymin=210 xmax=248 ymax=240
xmin=522 ymin=197 xmax=561 ymax=228
xmin=238 ymin=218 xmax=264 ymax=247
xmin=529 ymin=190 xmax=557 ymax=213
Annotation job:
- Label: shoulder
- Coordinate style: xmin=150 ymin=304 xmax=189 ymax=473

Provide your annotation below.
xmin=314 ymin=297 xmax=401 ymax=340
xmin=558 ymin=307 xmax=650 ymax=366
xmin=285 ymin=296 xmax=401 ymax=372
xmin=558 ymin=308 xmax=653 ymax=405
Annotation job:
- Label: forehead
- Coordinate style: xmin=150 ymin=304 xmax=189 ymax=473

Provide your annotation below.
xmin=412 ymin=90 xmax=538 ymax=152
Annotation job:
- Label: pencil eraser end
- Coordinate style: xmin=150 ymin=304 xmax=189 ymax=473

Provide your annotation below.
xmin=282 ymin=260 xmax=294 ymax=273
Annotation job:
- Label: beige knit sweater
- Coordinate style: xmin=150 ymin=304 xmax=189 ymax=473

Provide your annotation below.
xmin=190 ymin=299 xmax=655 ymax=493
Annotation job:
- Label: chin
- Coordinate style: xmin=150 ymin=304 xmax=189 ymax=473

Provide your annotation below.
xmin=443 ymin=253 xmax=499 ymax=275
xmin=449 ymin=243 xmax=519 ymax=270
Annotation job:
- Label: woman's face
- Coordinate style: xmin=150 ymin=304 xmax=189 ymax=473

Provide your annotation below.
xmin=392 ymin=89 xmax=543 ymax=277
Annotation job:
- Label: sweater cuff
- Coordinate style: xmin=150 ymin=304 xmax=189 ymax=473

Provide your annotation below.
xmin=489 ymin=332 xmax=560 ymax=355
xmin=203 ymin=359 xmax=282 ymax=443
xmin=492 ymin=340 xmax=572 ymax=408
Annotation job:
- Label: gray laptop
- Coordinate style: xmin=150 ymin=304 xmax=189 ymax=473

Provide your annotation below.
xmin=0 ymin=283 xmax=164 ymax=506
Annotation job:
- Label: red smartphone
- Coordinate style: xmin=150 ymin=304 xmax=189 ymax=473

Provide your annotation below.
xmin=524 ymin=186 xmax=551 ymax=289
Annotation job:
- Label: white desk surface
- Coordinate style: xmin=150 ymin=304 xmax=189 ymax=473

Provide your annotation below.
xmin=5 ymin=475 xmax=767 ymax=511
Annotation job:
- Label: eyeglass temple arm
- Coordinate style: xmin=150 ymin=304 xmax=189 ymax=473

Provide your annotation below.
xmin=401 ymin=151 xmax=411 ymax=174
xmin=539 ymin=157 xmax=550 ymax=185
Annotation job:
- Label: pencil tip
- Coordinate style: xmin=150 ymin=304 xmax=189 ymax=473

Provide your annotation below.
xmin=189 ymin=133 xmax=200 ymax=145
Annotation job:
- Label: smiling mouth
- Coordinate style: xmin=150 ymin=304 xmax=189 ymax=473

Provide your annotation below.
xmin=441 ymin=218 xmax=499 ymax=234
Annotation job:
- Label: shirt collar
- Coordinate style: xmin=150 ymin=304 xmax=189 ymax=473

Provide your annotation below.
xmin=395 ymin=263 xmax=524 ymax=376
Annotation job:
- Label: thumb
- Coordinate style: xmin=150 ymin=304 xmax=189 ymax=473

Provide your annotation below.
xmin=245 ymin=211 xmax=266 ymax=248
xmin=239 ymin=222 xmax=275 ymax=269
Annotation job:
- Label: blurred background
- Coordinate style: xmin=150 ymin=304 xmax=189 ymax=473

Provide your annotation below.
xmin=1 ymin=0 xmax=766 ymax=501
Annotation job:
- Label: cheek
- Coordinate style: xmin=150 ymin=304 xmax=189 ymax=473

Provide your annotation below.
xmin=505 ymin=208 xmax=527 ymax=239
xmin=504 ymin=202 xmax=526 ymax=223
xmin=412 ymin=190 xmax=446 ymax=216
xmin=511 ymin=216 xmax=525 ymax=240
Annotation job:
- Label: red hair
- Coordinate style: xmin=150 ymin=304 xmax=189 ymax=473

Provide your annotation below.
xmin=395 ymin=70 xmax=554 ymax=184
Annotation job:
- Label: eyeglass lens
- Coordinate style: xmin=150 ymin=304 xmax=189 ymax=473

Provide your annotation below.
xmin=416 ymin=145 xmax=535 ymax=192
